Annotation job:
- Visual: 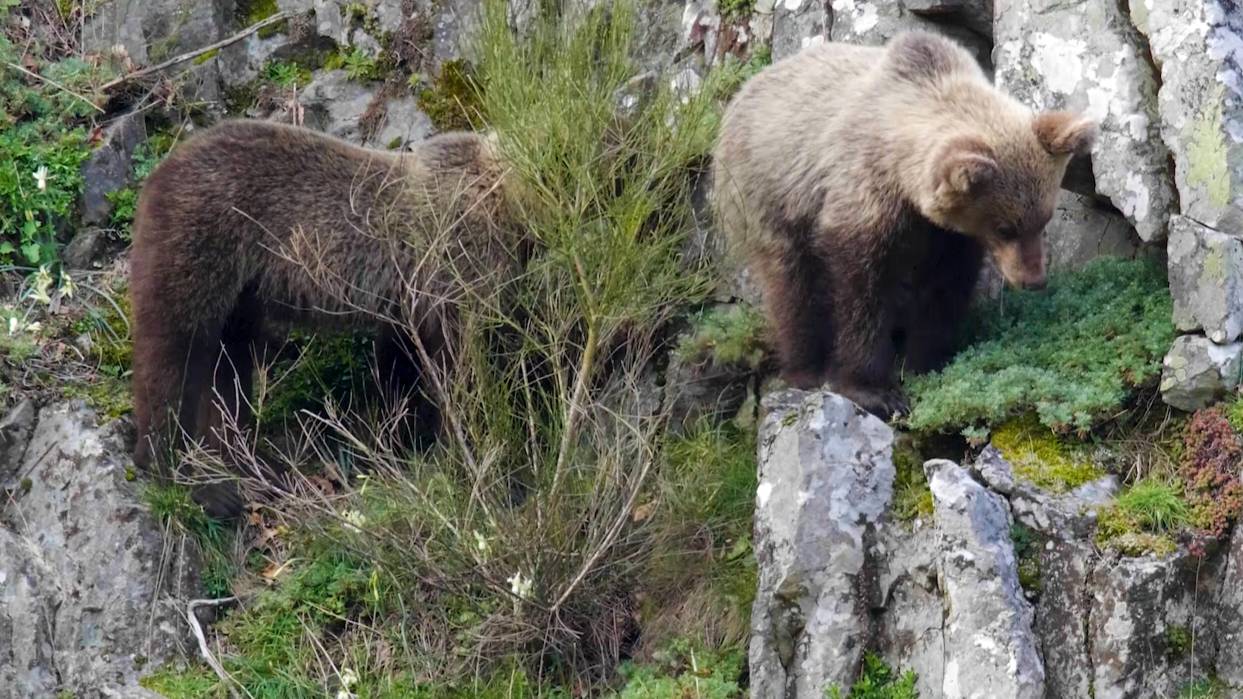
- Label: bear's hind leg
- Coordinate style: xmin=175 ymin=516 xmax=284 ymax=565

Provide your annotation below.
xmin=755 ymin=251 xmax=836 ymax=391
xmin=825 ymin=252 xmax=907 ymax=420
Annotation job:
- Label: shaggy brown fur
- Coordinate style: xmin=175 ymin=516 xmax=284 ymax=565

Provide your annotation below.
xmin=130 ymin=119 xmax=523 ymax=513
xmin=711 ymin=30 xmax=1096 ymax=418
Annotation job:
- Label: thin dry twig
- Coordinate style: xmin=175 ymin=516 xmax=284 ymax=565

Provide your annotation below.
xmin=187 ymin=596 xmax=247 ymax=699
xmin=99 ymin=11 xmax=295 ymax=92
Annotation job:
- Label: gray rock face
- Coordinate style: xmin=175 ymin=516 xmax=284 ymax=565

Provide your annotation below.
xmin=749 ymin=389 xmax=895 ymax=698
xmin=0 ymin=402 xmax=200 ymax=697
xmin=1044 ymin=193 xmax=1141 ymax=275
xmin=993 ymin=0 xmax=1175 ymax=243
xmin=79 ymin=112 xmax=148 ymax=229
xmin=926 ymin=459 xmax=1045 ymax=699
xmin=1132 ymin=0 xmax=1243 ymax=233
xmin=873 ymin=521 xmax=945 ymax=699
xmin=759 ymin=0 xmax=829 ymax=61
xmin=973 ymin=446 xmax=1117 ymax=539
xmin=0 ymin=399 xmax=36 ymax=482
xmin=1089 ymin=552 xmax=1222 ymax=699
xmin=84 ymin=0 xmax=229 ymax=65
xmin=828 ymin=0 xmax=992 ymax=73
xmin=299 ymin=69 xmax=434 ymax=147
xmin=1159 ymin=334 xmax=1243 ymax=411
xmin=1217 ymin=523 xmax=1243 ymax=687
xmin=1168 ymin=215 xmax=1243 ymax=344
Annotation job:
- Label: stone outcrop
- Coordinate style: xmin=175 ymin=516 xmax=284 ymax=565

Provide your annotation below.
xmin=0 ymin=402 xmax=200 ymax=697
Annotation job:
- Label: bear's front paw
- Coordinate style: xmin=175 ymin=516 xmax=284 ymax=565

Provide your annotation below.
xmin=840 ymin=385 xmax=909 ymax=422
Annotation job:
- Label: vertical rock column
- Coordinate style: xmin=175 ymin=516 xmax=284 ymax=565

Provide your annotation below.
xmin=748 ymin=389 xmax=896 ymax=697
xmin=1127 ymin=0 xmax=1243 ymax=408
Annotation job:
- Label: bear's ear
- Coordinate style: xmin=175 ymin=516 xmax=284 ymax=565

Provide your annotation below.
xmin=934 ymin=138 xmax=1000 ymax=199
xmin=1032 ymin=111 xmax=1097 ymax=156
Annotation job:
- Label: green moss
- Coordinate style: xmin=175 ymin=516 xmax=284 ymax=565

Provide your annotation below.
xmin=418 ymin=59 xmax=484 ymax=131
xmin=63 ymin=376 xmax=132 ymax=419
xmin=675 ymin=304 xmax=769 ymax=371
xmin=236 ymin=0 xmax=286 ymax=39
xmin=905 ymin=256 xmax=1175 ymax=437
xmin=1179 ymin=677 xmax=1232 ymax=699
xmin=891 ymin=435 xmax=933 ymax=524
xmin=827 ymin=653 xmax=919 ymax=699
xmin=1166 ymin=625 xmax=1193 ymax=658
xmin=718 ymin=0 xmax=755 ymax=20
xmin=991 ymin=414 xmax=1103 ymax=493
xmin=191 ymin=48 xmax=219 ymax=65
xmin=1011 ymin=522 xmax=1042 ymax=595
xmin=1185 ymin=85 xmax=1231 ymax=210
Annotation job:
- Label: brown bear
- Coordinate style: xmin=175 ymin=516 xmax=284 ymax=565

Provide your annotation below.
xmin=129 ymin=119 xmax=524 ymax=514
xmin=710 ymin=30 xmax=1097 ymax=418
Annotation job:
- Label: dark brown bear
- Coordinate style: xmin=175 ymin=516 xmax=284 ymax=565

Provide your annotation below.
xmin=129 ymin=119 xmax=522 ymax=512
xmin=710 ymin=30 xmax=1097 ymax=418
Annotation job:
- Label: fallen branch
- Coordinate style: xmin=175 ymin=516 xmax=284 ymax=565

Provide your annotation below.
xmin=186 ymin=596 xmax=246 ymax=699
xmin=100 ymin=11 xmax=295 ymax=92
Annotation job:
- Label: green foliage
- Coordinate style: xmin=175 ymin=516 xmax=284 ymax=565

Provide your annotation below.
xmin=675 ymin=304 xmax=769 ymax=371
xmin=144 ymin=484 xmax=236 ymax=598
xmin=264 ymin=59 xmax=311 ymax=89
xmin=827 ymin=653 xmax=919 ymax=699
xmin=1096 ymin=478 xmax=1189 ymax=555
xmin=236 ymin=0 xmax=286 ymax=38
xmin=891 ymin=435 xmax=933 ymax=523
xmin=328 ymin=46 xmax=382 ymax=82
xmin=418 ymin=59 xmax=485 ymax=131
xmin=612 ymin=640 xmax=744 ymax=698
xmin=140 ymin=667 xmax=224 ymax=698
xmin=1010 ymin=522 xmax=1042 ymax=595
xmin=107 ymin=131 xmax=175 ymax=233
xmin=709 ymin=45 xmax=772 ymax=102
xmin=0 ymin=33 xmax=104 ymax=265
xmin=718 ymin=0 xmax=755 ymax=20
xmin=254 ymin=330 xmax=377 ymax=428
xmin=1166 ymin=625 xmax=1192 ymax=658
xmin=990 ymin=413 xmax=1103 ymax=492
xmin=1179 ymin=677 xmax=1232 ymax=699
xmin=904 ymin=256 xmax=1175 ymax=437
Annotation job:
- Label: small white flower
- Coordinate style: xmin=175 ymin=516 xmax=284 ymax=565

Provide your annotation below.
xmin=335 ymin=691 xmax=356 ymax=699
xmin=58 ymin=270 xmax=74 ymax=299
xmin=25 ymin=321 xmax=41 ymax=335
xmin=30 ymin=266 xmax=53 ymax=305
xmin=7 ymin=317 xmax=18 ymax=336
xmin=473 ymin=530 xmax=490 ymax=558
xmin=342 ymin=509 xmax=367 ymax=532
xmin=33 ymin=166 xmax=48 ymax=192
xmin=340 ymin=667 xmax=359 ymax=688
xmin=507 ymin=570 xmax=534 ymax=600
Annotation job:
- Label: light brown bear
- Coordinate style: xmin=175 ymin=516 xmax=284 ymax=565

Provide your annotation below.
xmin=711 ymin=30 xmax=1097 ymax=418
xmin=129 ymin=119 xmax=525 ymax=515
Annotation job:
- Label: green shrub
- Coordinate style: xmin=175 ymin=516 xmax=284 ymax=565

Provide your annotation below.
xmin=891 ymin=435 xmax=933 ymax=523
xmin=905 ymin=256 xmax=1174 ymax=438
xmin=675 ymin=304 xmax=769 ymax=371
xmin=612 ymin=639 xmax=744 ymax=698
xmin=254 ymin=329 xmax=378 ymax=428
xmin=418 ymin=59 xmax=484 ymax=131
xmin=827 ymin=653 xmax=919 ymax=699
xmin=0 ymin=32 xmax=104 ymax=265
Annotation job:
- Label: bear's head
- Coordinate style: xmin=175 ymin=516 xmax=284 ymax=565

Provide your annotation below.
xmin=920 ymin=110 xmax=1097 ymax=291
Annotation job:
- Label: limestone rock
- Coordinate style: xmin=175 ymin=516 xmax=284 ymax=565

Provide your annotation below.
xmin=0 ymin=402 xmax=200 ymax=696
xmin=994 ymin=0 xmax=1175 ymax=242
xmin=299 ymin=69 xmax=434 ymax=147
xmin=926 ymin=459 xmax=1045 ymax=699
xmin=79 ymin=111 xmax=148 ymax=229
xmin=1216 ymin=523 xmax=1243 ymax=687
xmin=972 ymin=446 xmax=1117 ymax=539
xmin=1044 ymin=193 xmax=1141 ymax=274
xmin=749 ymin=389 xmax=895 ymax=698
xmin=828 ymin=0 xmax=992 ymax=74
xmin=760 ymin=0 xmax=829 ymax=61
xmin=1089 ymin=552 xmax=1223 ymax=698
xmin=1168 ymin=215 xmax=1243 ymax=344
xmin=0 ymin=399 xmax=36 ymax=483
xmin=873 ymin=521 xmax=945 ymax=699
xmin=84 ymin=0 xmax=228 ymax=66
xmin=1160 ymin=334 xmax=1243 ymax=412
xmin=1132 ymin=0 xmax=1243 ymax=232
